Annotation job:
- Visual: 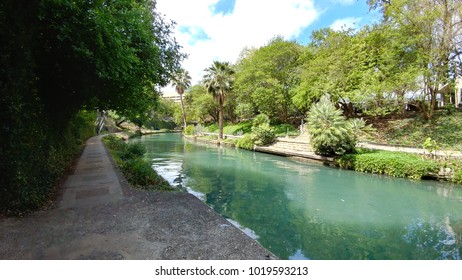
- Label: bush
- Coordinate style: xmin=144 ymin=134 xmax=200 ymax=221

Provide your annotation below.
xmin=453 ymin=170 xmax=462 ymax=184
xmin=251 ymin=123 xmax=276 ymax=146
xmin=184 ymin=124 xmax=196 ymax=135
xmin=307 ymin=95 xmax=355 ymax=156
xmin=253 ymin=113 xmax=270 ymax=127
xmin=1 ymin=110 xmax=96 ymax=215
xmin=103 ymin=136 xmax=172 ymax=191
xmin=121 ymin=158 xmax=170 ymax=190
xmin=337 ymin=150 xmax=439 ymax=180
xmin=236 ymin=134 xmax=255 ymax=150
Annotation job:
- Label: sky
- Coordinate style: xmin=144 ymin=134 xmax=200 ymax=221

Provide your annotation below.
xmin=155 ymin=0 xmax=381 ymax=90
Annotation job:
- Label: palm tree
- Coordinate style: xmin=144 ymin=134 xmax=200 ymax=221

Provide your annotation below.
xmin=171 ymin=69 xmax=191 ymax=128
xmin=203 ymin=61 xmax=235 ymax=140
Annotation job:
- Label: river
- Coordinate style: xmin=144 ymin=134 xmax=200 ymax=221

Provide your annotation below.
xmin=130 ymin=133 xmax=462 ymax=260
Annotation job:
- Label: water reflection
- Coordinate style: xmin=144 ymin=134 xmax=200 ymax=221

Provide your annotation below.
xmin=132 ymin=134 xmax=462 ymax=259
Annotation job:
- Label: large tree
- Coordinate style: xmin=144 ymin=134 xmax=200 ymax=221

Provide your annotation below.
xmin=234 ymin=37 xmax=303 ymax=122
xmin=369 ymin=0 xmax=462 ymax=120
xmin=292 ymin=28 xmax=368 ymax=117
xmin=203 ymin=61 xmax=235 ymax=140
xmin=172 ymin=69 xmax=191 ymax=128
xmin=184 ymin=84 xmax=219 ymax=124
xmin=0 ymin=0 xmax=184 ymax=212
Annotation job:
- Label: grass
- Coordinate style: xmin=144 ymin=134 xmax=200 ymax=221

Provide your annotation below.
xmin=369 ymin=110 xmax=462 ymax=151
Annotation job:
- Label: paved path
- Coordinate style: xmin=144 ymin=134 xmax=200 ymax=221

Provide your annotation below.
xmin=357 ymin=142 xmax=462 ymax=158
xmin=0 ymin=136 xmax=275 ymax=260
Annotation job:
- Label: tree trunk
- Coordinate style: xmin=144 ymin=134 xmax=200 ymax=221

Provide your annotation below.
xmin=179 ymin=94 xmax=187 ymax=128
xmin=218 ymin=94 xmax=224 ymax=141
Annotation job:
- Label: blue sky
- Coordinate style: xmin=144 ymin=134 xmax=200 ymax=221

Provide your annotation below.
xmin=156 ymin=0 xmax=380 ymax=86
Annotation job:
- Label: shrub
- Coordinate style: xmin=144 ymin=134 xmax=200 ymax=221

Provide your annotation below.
xmin=236 ymin=134 xmax=255 ymax=150
xmin=1 ymin=110 xmax=96 ymax=215
xmin=252 ymin=113 xmax=270 ymax=127
xmin=235 ymin=103 xmax=255 ymax=120
xmin=453 ymin=170 xmax=462 ymax=184
xmin=120 ymin=143 xmax=146 ymax=160
xmin=251 ymin=123 xmax=276 ymax=146
xmin=337 ymin=150 xmax=439 ymax=180
xmin=348 ymin=118 xmax=375 ymax=142
xmin=121 ymin=158 xmax=170 ymax=190
xmin=103 ymin=136 xmax=172 ymax=191
xmin=184 ymin=124 xmax=196 ymax=135
xmin=307 ymin=95 xmax=355 ymax=156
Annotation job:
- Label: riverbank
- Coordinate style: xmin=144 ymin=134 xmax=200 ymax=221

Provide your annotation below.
xmin=0 ymin=135 xmax=276 ymax=260
xmin=183 ymin=133 xmax=461 ymax=184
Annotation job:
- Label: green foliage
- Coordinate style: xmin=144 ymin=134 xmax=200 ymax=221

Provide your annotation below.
xmin=120 ymin=143 xmax=146 ymax=161
xmin=251 ymin=123 xmax=276 ymax=146
xmin=338 ymin=150 xmax=439 ymax=180
xmin=349 ymin=118 xmax=376 ymax=142
xmin=222 ymin=121 xmax=253 ymax=135
xmin=235 ymin=103 xmax=255 ymax=120
xmin=234 ymin=37 xmax=303 ymax=121
xmin=307 ymin=96 xmax=355 ymax=156
xmin=369 ymin=0 xmax=462 ymax=121
xmin=172 ymin=69 xmax=192 ymax=127
xmin=184 ymin=84 xmax=219 ymax=124
xmin=0 ymin=0 xmax=183 ymax=213
xmin=422 ymin=137 xmax=439 ymax=157
xmin=272 ymin=124 xmax=299 ymax=137
xmin=252 ymin=113 xmax=270 ymax=127
xmin=103 ymin=136 xmax=171 ymax=191
xmin=0 ymin=110 xmax=96 ymax=214
xmin=203 ymin=61 xmax=235 ymax=139
xmin=236 ymin=134 xmax=255 ymax=150
xmin=121 ymin=158 xmax=170 ymax=190
xmin=183 ymin=125 xmax=196 ymax=135
xmin=375 ymin=112 xmax=462 ymax=151
xmin=453 ymin=170 xmax=462 ymax=184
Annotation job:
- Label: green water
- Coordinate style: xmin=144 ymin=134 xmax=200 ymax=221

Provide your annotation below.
xmin=131 ymin=133 xmax=462 ymax=260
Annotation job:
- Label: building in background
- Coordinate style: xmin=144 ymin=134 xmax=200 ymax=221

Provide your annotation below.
xmin=161 ymin=90 xmax=182 ymax=103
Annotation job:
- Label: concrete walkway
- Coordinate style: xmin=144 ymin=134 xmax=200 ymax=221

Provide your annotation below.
xmin=0 ymin=136 xmax=275 ymax=260
xmin=357 ymin=142 xmax=462 ymax=158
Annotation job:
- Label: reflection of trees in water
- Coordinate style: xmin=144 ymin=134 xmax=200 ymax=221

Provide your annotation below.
xmin=137 ymin=134 xmax=462 ymax=260
xmin=180 ymin=147 xmax=302 ymax=259
xmin=403 ymin=216 xmax=461 ymax=260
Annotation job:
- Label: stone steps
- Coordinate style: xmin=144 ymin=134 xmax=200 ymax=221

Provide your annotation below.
xmin=269 ymin=137 xmax=312 ymax=153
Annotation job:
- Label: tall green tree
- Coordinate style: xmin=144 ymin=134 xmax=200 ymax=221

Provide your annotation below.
xmin=0 ymin=0 xmax=184 ymax=212
xmin=172 ymin=69 xmax=191 ymax=128
xmin=184 ymin=84 xmax=219 ymax=124
xmin=370 ymin=0 xmax=462 ymax=120
xmin=203 ymin=61 xmax=235 ymax=140
xmin=234 ymin=37 xmax=303 ymax=122
xmin=292 ymin=28 xmax=367 ymax=116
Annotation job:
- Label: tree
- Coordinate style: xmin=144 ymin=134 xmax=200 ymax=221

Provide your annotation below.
xmin=292 ymin=28 xmax=368 ymax=117
xmin=203 ymin=61 xmax=235 ymax=140
xmin=234 ymin=37 xmax=303 ymax=122
xmin=184 ymin=84 xmax=219 ymax=124
xmin=172 ymin=69 xmax=191 ymax=128
xmin=370 ymin=0 xmax=462 ymax=121
xmin=0 ymin=0 xmax=184 ymax=212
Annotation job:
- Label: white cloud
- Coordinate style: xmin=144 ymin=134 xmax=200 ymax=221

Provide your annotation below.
xmin=156 ymin=0 xmax=319 ymax=88
xmin=330 ymin=17 xmax=361 ymax=31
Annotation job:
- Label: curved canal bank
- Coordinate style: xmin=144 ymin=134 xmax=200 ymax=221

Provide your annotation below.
xmin=133 ymin=133 xmax=462 ymax=260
